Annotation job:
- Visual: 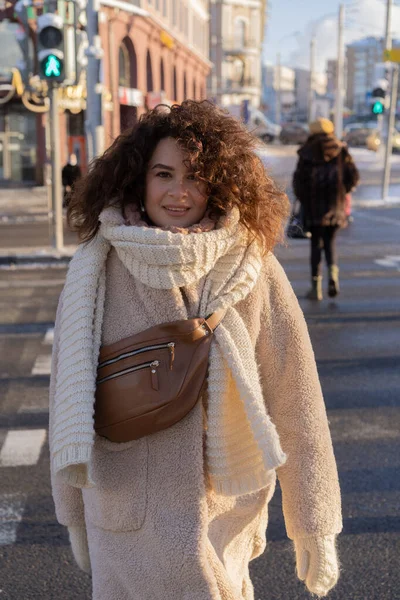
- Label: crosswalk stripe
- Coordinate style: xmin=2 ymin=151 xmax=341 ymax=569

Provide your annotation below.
xmin=0 ymin=430 xmax=47 ymax=467
xmin=0 ymin=494 xmax=26 ymax=545
xmin=43 ymin=328 xmax=54 ymax=345
xmin=374 ymin=256 xmax=400 ymax=270
xmin=32 ymin=354 xmax=52 ymax=375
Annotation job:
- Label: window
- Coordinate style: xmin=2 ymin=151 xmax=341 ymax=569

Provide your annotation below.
xmin=233 ymin=18 xmax=246 ymax=48
xmin=146 ymin=50 xmax=153 ymax=92
xmin=160 ymin=58 xmax=165 ymax=92
xmin=118 ymin=38 xmax=138 ymax=88
xmin=119 ymin=44 xmax=130 ymax=87
xmin=173 ymin=66 xmax=178 ymax=101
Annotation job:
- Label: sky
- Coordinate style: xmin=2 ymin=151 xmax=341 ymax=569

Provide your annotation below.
xmin=264 ymin=0 xmax=400 ymax=73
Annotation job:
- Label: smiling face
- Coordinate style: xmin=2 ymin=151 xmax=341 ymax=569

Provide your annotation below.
xmin=144 ymin=137 xmax=208 ymax=228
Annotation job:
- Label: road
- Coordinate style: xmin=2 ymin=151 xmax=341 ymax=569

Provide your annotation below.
xmin=0 ymin=145 xmax=399 ymax=599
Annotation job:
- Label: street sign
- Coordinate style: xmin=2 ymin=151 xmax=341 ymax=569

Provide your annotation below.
xmin=383 ymin=48 xmax=400 ymax=63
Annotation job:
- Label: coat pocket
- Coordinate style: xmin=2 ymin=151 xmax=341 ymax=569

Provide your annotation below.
xmin=82 ymin=435 xmax=148 ymax=532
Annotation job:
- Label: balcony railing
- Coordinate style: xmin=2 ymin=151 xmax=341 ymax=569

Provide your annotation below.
xmin=224 ymin=77 xmax=260 ymax=90
xmin=223 ymin=38 xmax=260 ymax=54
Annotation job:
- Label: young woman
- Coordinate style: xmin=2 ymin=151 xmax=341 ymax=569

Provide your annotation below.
xmin=293 ymin=118 xmax=359 ymax=301
xmin=50 ymin=101 xmax=342 ymax=600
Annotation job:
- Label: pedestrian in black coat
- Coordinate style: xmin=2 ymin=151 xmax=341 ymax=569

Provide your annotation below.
xmin=62 ymin=154 xmax=82 ymax=207
xmin=292 ymin=118 xmax=359 ymax=300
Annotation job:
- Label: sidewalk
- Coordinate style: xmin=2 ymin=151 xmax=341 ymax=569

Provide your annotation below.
xmin=0 ymin=245 xmax=77 ymax=267
xmin=0 ymin=187 xmax=49 ymax=222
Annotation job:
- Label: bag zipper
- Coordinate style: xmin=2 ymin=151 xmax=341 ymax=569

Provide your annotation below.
xmin=97 ymin=360 xmax=160 ymax=391
xmin=98 ymin=342 xmax=175 ymax=370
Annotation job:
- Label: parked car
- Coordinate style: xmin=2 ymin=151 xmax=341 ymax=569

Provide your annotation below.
xmin=366 ymin=128 xmax=400 ymax=152
xmin=342 ymin=122 xmax=376 ymax=147
xmin=280 ymin=122 xmax=309 ymax=145
xmin=224 ymin=105 xmax=282 ymax=142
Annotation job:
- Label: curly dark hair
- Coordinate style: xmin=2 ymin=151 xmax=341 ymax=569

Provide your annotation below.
xmin=67 ymin=100 xmax=289 ymax=252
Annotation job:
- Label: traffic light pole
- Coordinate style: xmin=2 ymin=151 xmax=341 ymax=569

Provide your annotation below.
xmin=334 ymin=4 xmax=344 ymax=139
xmin=85 ymin=0 xmax=104 ymax=162
xmin=382 ymin=0 xmax=394 ymax=200
xmin=49 ymin=84 xmax=64 ymax=250
xmin=382 ymin=64 xmax=398 ymax=201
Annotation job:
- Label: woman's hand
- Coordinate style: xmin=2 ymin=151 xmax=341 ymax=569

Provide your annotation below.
xmin=294 ymin=534 xmax=339 ymax=597
xmin=68 ymin=524 xmax=91 ymax=574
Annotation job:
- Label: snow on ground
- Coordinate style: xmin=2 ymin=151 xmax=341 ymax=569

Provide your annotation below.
xmin=256 ymin=143 xmax=400 ymax=171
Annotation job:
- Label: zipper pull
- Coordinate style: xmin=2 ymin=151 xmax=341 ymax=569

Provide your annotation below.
xmin=150 ymin=361 xmax=159 ymax=391
xmin=168 ymin=342 xmax=175 ymax=370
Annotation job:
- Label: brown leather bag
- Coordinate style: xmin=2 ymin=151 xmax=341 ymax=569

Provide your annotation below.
xmin=94 ymin=310 xmax=226 ymax=442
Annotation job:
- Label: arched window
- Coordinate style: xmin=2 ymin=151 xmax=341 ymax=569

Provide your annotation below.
xmin=119 ymin=38 xmax=138 ymax=132
xmin=146 ymin=50 xmax=153 ymax=92
xmin=119 ymin=44 xmax=130 ymax=87
xmin=160 ymin=58 xmax=165 ymax=92
xmin=119 ymin=37 xmax=137 ymax=88
xmin=173 ymin=66 xmax=178 ymax=101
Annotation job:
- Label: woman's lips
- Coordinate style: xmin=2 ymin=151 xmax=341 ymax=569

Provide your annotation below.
xmin=163 ymin=206 xmax=190 ymax=216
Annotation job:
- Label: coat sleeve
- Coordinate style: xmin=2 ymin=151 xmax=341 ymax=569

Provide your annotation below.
xmin=342 ymin=147 xmax=360 ymax=192
xmin=49 ymin=291 xmax=85 ymax=527
xmin=292 ymin=157 xmax=303 ymax=202
xmin=256 ymin=255 xmax=342 ymax=540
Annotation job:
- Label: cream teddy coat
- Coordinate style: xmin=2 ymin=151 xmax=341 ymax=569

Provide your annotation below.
xmin=50 ymin=249 xmax=342 ymax=600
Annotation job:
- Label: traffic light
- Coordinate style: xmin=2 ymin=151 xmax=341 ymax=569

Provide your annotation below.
xmin=371 ymin=98 xmax=385 ymax=115
xmin=37 ymin=13 xmax=65 ymax=83
xmin=370 ymin=78 xmax=389 ymax=115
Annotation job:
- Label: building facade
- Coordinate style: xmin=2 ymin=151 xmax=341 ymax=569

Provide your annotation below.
xmin=100 ymin=0 xmax=211 ymax=150
xmin=0 ymin=0 xmax=211 ymax=185
xmin=346 ymin=37 xmax=385 ymax=115
xmin=261 ymin=63 xmax=295 ymax=123
xmin=208 ymin=0 xmax=265 ymax=107
xmin=294 ymin=68 xmax=327 ymax=122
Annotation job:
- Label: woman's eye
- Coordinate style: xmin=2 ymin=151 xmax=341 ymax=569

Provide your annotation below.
xmin=187 ymin=174 xmax=197 ymax=181
xmin=156 ymin=171 xmax=171 ymax=178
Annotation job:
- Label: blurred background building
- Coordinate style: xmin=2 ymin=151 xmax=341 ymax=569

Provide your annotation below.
xmin=208 ymin=0 xmax=266 ymax=107
xmin=345 ymin=36 xmax=400 ymax=116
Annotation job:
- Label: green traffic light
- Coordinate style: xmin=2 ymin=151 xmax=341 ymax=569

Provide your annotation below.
xmin=372 ymin=101 xmax=384 ymax=115
xmin=41 ymin=54 xmax=63 ymax=78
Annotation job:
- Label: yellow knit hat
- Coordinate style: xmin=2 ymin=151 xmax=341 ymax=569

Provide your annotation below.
xmin=309 ymin=118 xmax=335 ymax=135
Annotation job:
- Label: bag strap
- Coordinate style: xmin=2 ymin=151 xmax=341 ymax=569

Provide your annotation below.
xmin=204 ymin=308 xmax=227 ymax=333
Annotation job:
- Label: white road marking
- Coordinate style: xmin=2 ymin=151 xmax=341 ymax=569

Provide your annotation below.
xmin=0 ymin=429 xmax=47 ymax=467
xmin=0 ymin=494 xmax=26 ymax=545
xmin=374 ymin=255 xmax=400 ymax=270
xmin=32 ymin=354 xmax=52 ymax=375
xmin=43 ymin=328 xmax=54 ymax=345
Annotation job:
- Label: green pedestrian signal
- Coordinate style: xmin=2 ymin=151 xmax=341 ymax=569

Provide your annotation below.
xmin=41 ymin=54 xmax=63 ymax=78
xmin=372 ymin=100 xmax=384 ymax=115
xmin=37 ymin=13 xmax=65 ymax=83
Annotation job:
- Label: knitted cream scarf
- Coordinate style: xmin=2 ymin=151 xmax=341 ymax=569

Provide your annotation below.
xmin=51 ymin=206 xmax=286 ymax=495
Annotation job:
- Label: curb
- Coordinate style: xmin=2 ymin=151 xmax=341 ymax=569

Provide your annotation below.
xmin=0 ymin=246 xmax=77 ymax=267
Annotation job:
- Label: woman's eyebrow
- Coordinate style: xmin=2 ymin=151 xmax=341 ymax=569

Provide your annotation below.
xmin=151 ymin=163 xmax=174 ymax=171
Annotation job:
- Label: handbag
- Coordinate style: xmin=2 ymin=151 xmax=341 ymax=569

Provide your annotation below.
xmin=94 ymin=309 xmax=226 ymax=443
xmin=286 ymin=203 xmax=311 ymax=239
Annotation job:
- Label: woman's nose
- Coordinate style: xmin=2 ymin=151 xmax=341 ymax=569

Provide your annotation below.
xmin=169 ymin=179 xmax=188 ymax=198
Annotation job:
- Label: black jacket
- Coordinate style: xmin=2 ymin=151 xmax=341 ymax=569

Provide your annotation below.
xmin=62 ymin=163 xmax=81 ymax=188
xmin=292 ymin=133 xmax=359 ymax=227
